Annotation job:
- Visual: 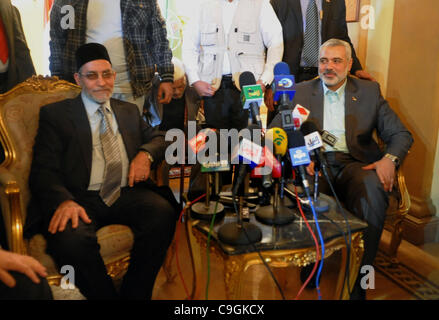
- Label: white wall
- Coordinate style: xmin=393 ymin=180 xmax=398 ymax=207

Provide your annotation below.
xmin=365 ymin=0 xmax=395 ymax=96
xmin=431 ymin=60 xmax=439 ymax=222
xmin=12 ymin=0 xmax=49 ymax=76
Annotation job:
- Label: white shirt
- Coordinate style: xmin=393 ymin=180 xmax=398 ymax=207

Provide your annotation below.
xmin=81 ymin=92 xmax=130 ymax=190
xmin=86 ymin=0 xmax=131 ymax=94
xmin=183 ymin=0 xmax=283 ymax=86
xmin=322 ymin=79 xmax=349 ymax=153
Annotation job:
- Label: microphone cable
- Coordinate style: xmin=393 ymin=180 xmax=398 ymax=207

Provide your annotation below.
xmin=289 ymin=173 xmax=321 ymax=300
xmin=231 ymin=195 xmax=286 ymax=300
xmin=205 ymin=199 xmax=220 ymax=300
xmin=176 ymin=192 xmax=206 ymax=300
xmin=293 ymin=169 xmax=325 ymax=300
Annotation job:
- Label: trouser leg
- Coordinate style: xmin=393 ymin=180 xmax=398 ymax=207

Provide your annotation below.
xmin=331 ymin=159 xmax=388 ymax=299
xmin=111 ymin=187 xmax=176 ymax=299
xmin=0 ymin=272 xmax=53 ymax=300
xmin=47 ymin=218 xmax=118 ymax=300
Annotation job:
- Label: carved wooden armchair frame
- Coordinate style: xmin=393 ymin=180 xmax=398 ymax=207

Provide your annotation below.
xmin=0 ymin=76 xmax=175 ymax=288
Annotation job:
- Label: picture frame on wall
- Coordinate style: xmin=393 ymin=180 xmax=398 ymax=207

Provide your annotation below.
xmin=345 ymin=0 xmax=360 ymax=22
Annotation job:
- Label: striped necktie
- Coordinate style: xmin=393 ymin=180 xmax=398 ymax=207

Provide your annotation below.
xmin=302 ymin=0 xmax=320 ymax=67
xmin=98 ymin=104 xmax=122 ymax=206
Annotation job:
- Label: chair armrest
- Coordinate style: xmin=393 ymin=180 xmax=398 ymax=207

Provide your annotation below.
xmin=0 ymin=166 xmax=26 ymax=254
xmin=395 ymin=168 xmax=410 ymax=216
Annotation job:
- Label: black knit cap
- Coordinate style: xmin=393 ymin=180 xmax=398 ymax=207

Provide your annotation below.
xmin=75 ymin=43 xmax=112 ymax=71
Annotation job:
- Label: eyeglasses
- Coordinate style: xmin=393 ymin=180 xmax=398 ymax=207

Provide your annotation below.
xmin=78 ymin=70 xmax=115 ymax=80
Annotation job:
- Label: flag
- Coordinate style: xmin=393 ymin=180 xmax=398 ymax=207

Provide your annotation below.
xmin=44 ymin=0 xmax=54 ymax=26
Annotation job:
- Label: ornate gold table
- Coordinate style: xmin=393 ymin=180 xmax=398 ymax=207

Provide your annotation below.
xmin=186 ymin=193 xmax=367 ymax=300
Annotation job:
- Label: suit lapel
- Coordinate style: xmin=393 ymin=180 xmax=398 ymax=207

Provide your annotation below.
xmin=67 ymin=96 xmax=93 ymax=174
xmin=344 ymin=77 xmax=359 ymax=150
xmin=310 ymin=79 xmax=324 ymax=129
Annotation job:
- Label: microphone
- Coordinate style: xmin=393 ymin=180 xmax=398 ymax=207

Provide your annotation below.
xmin=301 ymin=120 xmax=328 ymax=167
xmin=231 ymin=124 xmax=263 ymax=197
xmin=273 ymin=62 xmax=296 ymax=110
xmin=219 ymin=124 xmax=263 ymax=246
xmin=301 ymin=120 xmax=330 ymax=213
xmin=292 ymin=104 xmax=310 ymax=129
xmin=287 ymin=130 xmax=311 ymax=195
xmin=254 ymin=127 xmax=296 ymax=226
xmin=321 ymin=130 xmax=338 ymax=147
xmin=270 ymin=127 xmax=288 ymax=158
xmin=188 ymin=128 xmax=217 ymax=155
xmin=253 ymin=127 xmax=286 ymax=188
xmin=239 ymin=71 xmax=264 ymax=128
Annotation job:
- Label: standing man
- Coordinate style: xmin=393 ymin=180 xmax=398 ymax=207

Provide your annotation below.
xmin=27 ymin=43 xmax=177 ymax=299
xmin=182 ymin=0 xmax=284 ymax=131
xmin=270 ymin=39 xmax=413 ymax=299
xmin=49 ymin=0 xmax=174 ymax=115
xmin=270 ymin=0 xmax=374 ymax=83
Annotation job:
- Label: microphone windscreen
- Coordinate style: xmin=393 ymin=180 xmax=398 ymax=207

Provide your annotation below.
xmin=300 ymin=120 xmax=320 ymax=136
xmin=266 ymin=127 xmax=288 ymax=156
xmin=274 ymin=62 xmax=290 ymax=76
xmin=239 ymin=71 xmax=256 ymax=89
xmin=287 ymin=130 xmax=306 ymax=149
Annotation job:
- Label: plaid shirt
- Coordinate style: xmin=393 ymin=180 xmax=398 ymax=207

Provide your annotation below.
xmin=49 ymin=0 xmax=174 ymax=98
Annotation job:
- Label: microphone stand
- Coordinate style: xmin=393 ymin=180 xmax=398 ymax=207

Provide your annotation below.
xmin=255 ymin=163 xmax=295 ymax=225
xmin=312 ymin=164 xmax=329 ymax=213
xmin=218 ymin=167 xmax=262 ymax=246
xmin=191 ymin=170 xmax=225 ymax=221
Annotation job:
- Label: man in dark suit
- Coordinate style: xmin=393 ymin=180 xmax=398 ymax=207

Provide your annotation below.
xmin=27 ymin=43 xmax=177 ymax=300
xmin=270 ymin=39 xmax=413 ymax=299
xmin=270 ymin=0 xmax=373 ymax=82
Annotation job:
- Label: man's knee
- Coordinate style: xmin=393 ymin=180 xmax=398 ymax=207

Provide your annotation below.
xmin=0 ymin=272 xmax=53 ymax=300
xmin=47 ymin=222 xmax=99 ymax=258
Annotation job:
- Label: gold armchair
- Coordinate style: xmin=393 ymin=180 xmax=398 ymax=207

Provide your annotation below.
xmin=374 ymin=132 xmax=411 ymax=258
xmin=0 ymin=76 xmax=174 ymax=287
xmin=384 ymin=166 xmax=410 ymax=258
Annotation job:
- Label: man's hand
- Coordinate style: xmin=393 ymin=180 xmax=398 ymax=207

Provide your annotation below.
xmin=264 ymin=86 xmax=275 ymax=112
xmin=362 ymin=157 xmax=396 ymax=192
xmin=48 ymin=200 xmax=91 ymax=234
xmin=158 ymin=82 xmax=173 ymax=104
xmin=355 ymin=70 xmax=376 ymax=82
xmin=128 ymin=151 xmax=151 ymax=187
xmin=0 ymin=249 xmax=48 ymax=288
xmin=256 ymin=80 xmax=266 ymax=93
xmin=193 ymin=80 xmax=216 ymax=97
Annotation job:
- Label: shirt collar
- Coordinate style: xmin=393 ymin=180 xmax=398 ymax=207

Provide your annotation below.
xmin=322 ymin=78 xmax=347 ymax=100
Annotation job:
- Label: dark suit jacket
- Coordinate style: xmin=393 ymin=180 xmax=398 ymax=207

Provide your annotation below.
xmin=0 ymin=3 xmax=35 ymax=93
xmin=270 ymin=77 xmax=413 ymax=164
xmin=270 ymin=0 xmax=362 ymax=76
xmin=26 ymin=95 xmax=169 ymax=235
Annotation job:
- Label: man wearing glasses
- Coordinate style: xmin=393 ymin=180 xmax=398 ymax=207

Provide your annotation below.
xmin=26 ymin=43 xmax=178 ymax=299
xmin=48 ymin=0 xmax=174 ymax=115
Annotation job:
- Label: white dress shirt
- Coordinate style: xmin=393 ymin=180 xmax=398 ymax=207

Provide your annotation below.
xmin=322 ymin=79 xmax=349 ymax=153
xmin=81 ymin=92 xmax=130 ymax=190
